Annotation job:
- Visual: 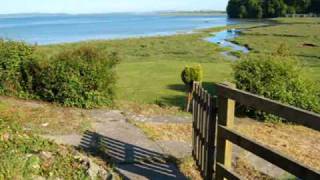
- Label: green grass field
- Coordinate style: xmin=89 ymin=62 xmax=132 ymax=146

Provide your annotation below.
xmin=36 ymin=17 xmax=320 ymax=109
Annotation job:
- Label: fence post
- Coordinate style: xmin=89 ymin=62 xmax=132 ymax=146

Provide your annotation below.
xmin=216 ymin=83 xmax=236 ymax=180
xmin=204 ymin=95 xmax=217 ymax=180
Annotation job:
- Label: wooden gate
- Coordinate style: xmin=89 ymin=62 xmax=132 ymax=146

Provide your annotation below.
xmin=192 ymin=82 xmax=320 ymax=180
xmin=192 ymin=82 xmax=217 ymax=180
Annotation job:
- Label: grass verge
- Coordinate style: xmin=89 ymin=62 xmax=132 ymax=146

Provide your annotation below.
xmin=0 ymin=117 xmax=118 ymax=179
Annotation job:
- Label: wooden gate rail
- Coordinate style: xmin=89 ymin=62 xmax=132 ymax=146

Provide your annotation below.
xmin=215 ymin=83 xmax=320 ymax=131
xmin=192 ymin=82 xmax=320 ymax=180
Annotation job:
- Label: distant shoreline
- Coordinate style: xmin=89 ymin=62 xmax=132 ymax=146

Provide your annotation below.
xmin=0 ymin=11 xmax=226 ymax=17
xmin=159 ymin=11 xmax=227 ymax=16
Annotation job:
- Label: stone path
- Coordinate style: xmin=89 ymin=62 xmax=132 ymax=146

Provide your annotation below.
xmin=44 ymin=110 xmax=190 ymax=180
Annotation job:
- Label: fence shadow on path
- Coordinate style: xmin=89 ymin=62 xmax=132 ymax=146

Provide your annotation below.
xmin=78 ymin=131 xmax=187 ymax=180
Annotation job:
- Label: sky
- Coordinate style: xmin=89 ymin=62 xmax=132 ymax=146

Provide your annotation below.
xmin=0 ymin=0 xmax=228 ymax=14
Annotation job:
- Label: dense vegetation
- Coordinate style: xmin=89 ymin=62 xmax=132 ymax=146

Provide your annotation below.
xmin=234 ymin=53 xmax=320 ymax=119
xmin=0 ymin=40 xmax=119 ymax=108
xmin=227 ymin=0 xmax=320 ymax=18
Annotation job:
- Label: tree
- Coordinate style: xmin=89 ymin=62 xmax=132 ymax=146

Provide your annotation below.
xmin=310 ymin=0 xmax=320 ymax=13
xmin=264 ymin=0 xmax=287 ymax=17
xmin=226 ymin=0 xmax=317 ymax=18
xmin=284 ymin=0 xmax=311 ymax=13
xmin=246 ymin=0 xmax=263 ymax=18
xmin=239 ymin=5 xmax=248 ymax=18
xmin=227 ymin=0 xmax=242 ymax=18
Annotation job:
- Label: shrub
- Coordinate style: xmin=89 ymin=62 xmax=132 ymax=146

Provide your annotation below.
xmin=181 ymin=64 xmax=203 ymax=112
xmin=33 ymin=46 xmax=119 ymax=108
xmin=0 ymin=40 xmax=34 ymax=95
xmin=181 ymin=64 xmax=203 ymax=89
xmin=0 ymin=40 xmax=119 ymax=108
xmin=233 ymin=54 xmax=320 ymax=120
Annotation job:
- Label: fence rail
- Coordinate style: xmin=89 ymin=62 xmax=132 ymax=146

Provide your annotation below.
xmin=192 ymin=82 xmax=320 ymax=180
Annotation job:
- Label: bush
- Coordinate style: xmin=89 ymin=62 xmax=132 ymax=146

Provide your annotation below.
xmin=32 ymin=47 xmax=119 ymax=108
xmin=0 ymin=40 xmax=34 ymax=95
xmin=233 ymin=54 xmax=320 ymax=120
xmin=181 ymin=64 xmax=203 ymax=89
xmin=0 ymin=40 xmax=119 ymax=108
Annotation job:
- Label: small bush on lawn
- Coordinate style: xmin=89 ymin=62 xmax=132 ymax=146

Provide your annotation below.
xmin=233 ymin=54 xmax=320 ymax=121
xmin=0 ymin=40 xmax=119 ymax=108
xmin=181 ymin=64 xmax=203 ymax=111
xmin=32 ymin=47 xmax=119 ymax=108
xmin=181 ymin=64 xmax=203 ymax=89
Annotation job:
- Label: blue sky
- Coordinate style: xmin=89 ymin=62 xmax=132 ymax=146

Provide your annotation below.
xmin=1 ymin=0 xmax=228 ymax=14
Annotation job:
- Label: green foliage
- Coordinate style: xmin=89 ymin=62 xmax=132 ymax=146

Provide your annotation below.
xmin=181 ymin=64 xmax=203 ymax=87
xmin=0 ymin=40 xmax=34 ymax=95
xmin=0 ymin=40 xmax=119 ymax=108
xmin=227 ymin=0 xmax=318 ymax=18
xmin=0 ymin=118 xmax=90 ymax=179
xmin=310 ymin=0 xmax=320 ymax=13
xmin=32 ymin=47 xmax=119 ymax=108
xmin=227 ymin=0 xmax=242 ymax=18
xmin=233 ymin=53 xmax=320 ymax=120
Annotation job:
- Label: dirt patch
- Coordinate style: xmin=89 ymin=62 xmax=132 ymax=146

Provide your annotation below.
xmin=117 ymin=100 xmax=188 ymax=117
xmin=233 ymin=156 xmax=274 ymax=180
xmin=129 ymin=121 xmax=192 ymax=143
xmin=0 ymin=96 xmax=91 ymax=135
xmin=302 ymin=43 xmax=318 ymax=47
xmin=235 ymin=118 xmax=320 ymax=172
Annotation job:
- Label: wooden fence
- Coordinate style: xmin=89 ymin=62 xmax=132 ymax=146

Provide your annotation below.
xmin=192 ymin=82 xmax=320 ymax=180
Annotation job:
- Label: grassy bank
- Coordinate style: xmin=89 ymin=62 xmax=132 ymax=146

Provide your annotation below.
xmin=35 ymin=17 xmax=320 ymax=109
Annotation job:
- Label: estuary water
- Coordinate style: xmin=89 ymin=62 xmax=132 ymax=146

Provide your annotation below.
xmin=206 ymin=30 xmax=249 ymax=53
xmin=0 ymin=13 xmax=240 ymax=44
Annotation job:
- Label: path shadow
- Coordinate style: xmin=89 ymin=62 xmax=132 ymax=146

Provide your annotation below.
xmin=79 ymin=131 xmax=186 ymax=180
xmin=163 ymin=82 xmax=217 ymax=109
xmin=157 ymin=95 xmax=186 ymax=109
xmin=167 ymin=82 xmax=217 ymax=95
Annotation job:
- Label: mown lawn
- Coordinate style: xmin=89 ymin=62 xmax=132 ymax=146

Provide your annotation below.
xmin=116 ymin=60 xmax=232 ymax=106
